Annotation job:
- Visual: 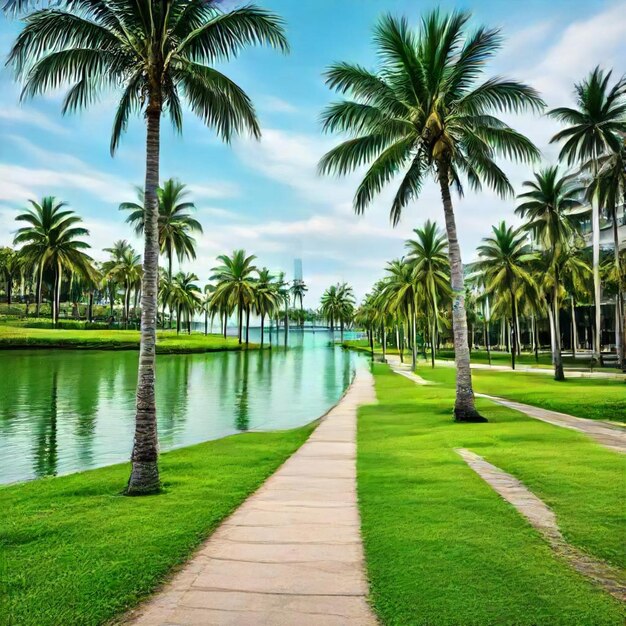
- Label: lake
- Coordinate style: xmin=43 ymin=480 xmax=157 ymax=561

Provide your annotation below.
xmin=0 ymin=329 xmax=364 ymax=484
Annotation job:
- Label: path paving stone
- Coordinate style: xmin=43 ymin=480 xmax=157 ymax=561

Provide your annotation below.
xmin=386 ymin=355 xmax=625 ymax=453
xmin=126 ymin=368 xmax=378 ymax=626
xmin=456 ymin=448 xmax=626 ymax=602
xmin=476 ymin=393 xmax=626 ymax=454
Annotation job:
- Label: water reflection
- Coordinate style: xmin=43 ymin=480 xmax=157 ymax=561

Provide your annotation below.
xmin=0 ymin=330 xmax=363 ymax=483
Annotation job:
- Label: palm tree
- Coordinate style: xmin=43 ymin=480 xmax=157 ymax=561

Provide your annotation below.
xmin=319 ymin=10 xmax=543 ymax=421
xmin=381 ymin=258 xmax=420 ymax=367
xmin=14 ymin=197 xmax=92 ymax=323
xmin=254 ymin=268 xmax=279 ymax=348
xmin=290 ymin=279 xmax=308 ymax=328
xmin=320 ymin=283 xmax=355 ymax=342
xmin=169 ymin=272 xmax=201 ymax=334
xmin=121 ymin=178 xmax=203 ymax=281
xmin=549 ymin=67 xmax=626 ymax=365
xmin=405 ymin=220 xmax=451 ymax=367
xmin=516 ymin=166 xmax=588 ymax=379
xmin=211 ymin=250 xmax=257 ymax=344
xmin=587 ymin=139 xmax=626 ymax=369
xmin=9 ymin=1 xmax=288 ymax=494
xmin=472 ymin=222 xmax=537 ymax=371
xmin=0 ymin=248 xmax=21 ymax=308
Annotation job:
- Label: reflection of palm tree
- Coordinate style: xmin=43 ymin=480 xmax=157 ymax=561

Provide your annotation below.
xmin=35 ymin=370 xmax=58 ymax=478
xmin=235 ymin=353 xmax=250 ymax=431
xmin=75 ymin=356 xmax=102 ymax=467
xmin=157 ymin=356 xmax=190 ymax=445
xmin=323 ymin=344 xmax=337 ymax=403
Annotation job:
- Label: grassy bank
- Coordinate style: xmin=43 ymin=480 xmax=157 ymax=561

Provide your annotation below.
xmin=1 ymin=423 xmax=316 ymax=626
xmin=0 ymin=326 xmax=256 ymax=353
xmin=358 ymin=364 xmax=625 ymax=625
xmin=417 ymin=364 xmax=626 ymax=422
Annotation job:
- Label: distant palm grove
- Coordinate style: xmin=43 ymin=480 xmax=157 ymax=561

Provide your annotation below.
xmin=0 ymin=1 xmax=624 ymax=497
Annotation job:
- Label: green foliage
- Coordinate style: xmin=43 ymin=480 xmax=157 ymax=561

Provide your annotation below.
xmin=359 ymin=364 xmax=625 ymax=625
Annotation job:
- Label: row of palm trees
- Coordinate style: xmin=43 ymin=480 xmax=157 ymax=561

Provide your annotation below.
xmin=357 ymin=167 xmax=624 ymax=383
xmin=5 ymin=1 xmax=623 ymax=492
xmin=319 ymin=12 xmax=625 ymax=421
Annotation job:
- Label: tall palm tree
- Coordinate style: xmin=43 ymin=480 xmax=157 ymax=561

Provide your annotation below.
xmin=472 ymin=222 xmax=537 ymax=371
xmin=211 ymin=250 xmax=257 ymax=344
xmin=9 ymin=1 xmax=288 ymax=494
xmin=254 ymin=268 xmax=279 ymax=348
xmin=516 ymin=166 xmax=588 ymax=379
xmin=169 ymin=272 xmax=201 ymax=334
xmin=320 ymin=283 xmax=355 ymax=342
xmin=290 ymin=279 xmax=308 ymax=328
xmin=549 ymin=67 xmax=626 ymax=365
xmin=405 ymin=220 xmax=451 ymax=367
xmin=319 ymin=10 xmax=543 ymax=421
xmin=0 ymin=248 xmax=21 ymax=308
xmin=587 ymin=139 xmax=626 ymax=369
xmin=14 ymin=197 xmax=92 ymax=322
xmin=120 ymin=178 xmax=203 ymax=281
xmin=381 ymin=258 xmax=420 ymax=367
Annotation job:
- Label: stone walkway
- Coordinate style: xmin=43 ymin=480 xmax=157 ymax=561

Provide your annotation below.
xmin=477 ymin=393 xmax=626 ymax=454
xmin=384 ymin=356 xmax=625 ymax=453
xmin=456 ymin=448 xmax=626 ymax=602
xmin=126 ymin=368 xmax=378 ymax=626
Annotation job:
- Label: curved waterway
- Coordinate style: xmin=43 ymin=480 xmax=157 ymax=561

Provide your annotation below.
xmin=0 ymin=330 xmax=364 ymax=484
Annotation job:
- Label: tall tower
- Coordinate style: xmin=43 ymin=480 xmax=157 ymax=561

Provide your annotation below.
xmin=294 ymin=258 xmax=303 ymax=283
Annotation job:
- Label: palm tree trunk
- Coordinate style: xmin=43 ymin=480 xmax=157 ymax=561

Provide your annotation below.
xmin=515 ymin=312 xmax=521 ymax=356
xmin=411 ymin=306 xmax=417 ymax=370
xmin=127 ymin=99 xmax=161 ymax=495
xmin=570 ymin=296 xmax=578 ymax=359
xmin=35 ymin=262 xmax=43 ymax=318
xmin=510 ymin=292 xmax=517 ymax=370
xmin=260 ymin=314 xmax=265 ymax=348
xmin=88 ymin=291 xmax=94 ymax=323
xmin=612 ymin=216 xmax=624 ymax=370
xmin=438 ymin=168 xmax=484 ymax=421
xmin=245 ymin=306 xmax=250 ymax=346
xmin=204 ymin=310 xmax=208 ymax=336
xmin=553 ymin=282 xmax=564 ymax=381
xmin=238 ymin=303 xmax=243 ymax=344
xmin=534 ymin=314 xmax=540 ymax=363
xmin=592 ymin=194 xmax=602 ymax=363
xmin=176 ymin=305 xmax=181 ymax=334
xmin=486 ymin=319 xmax=492 ymax=366
xmin=382 ymin=325 xmax=386 ymax=362
xmin=430 ymin=317 xmax=436 ymax=369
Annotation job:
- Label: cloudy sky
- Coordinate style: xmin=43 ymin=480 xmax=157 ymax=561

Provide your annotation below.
xmin=1 ymin=0 xmax=625 ymax=306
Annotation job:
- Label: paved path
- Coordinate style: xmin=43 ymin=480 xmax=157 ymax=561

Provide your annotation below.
xmin=456 ymin=448 xmax=626 ymax=601
xmin=384 ymin=356 xmax=625 ymax=453
xmin=435 ymin=359 xmax=625 ymax=380
xmin=476 ymin=393 xmax=626 ymax=454
xmin=384 ymin=355 xmax=432 ymax=385
xmin=127 ymin=368 xmax=378 ymax=626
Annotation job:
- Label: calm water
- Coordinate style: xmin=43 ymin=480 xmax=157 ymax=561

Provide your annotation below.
xmin=0 ymin=330 xmax=363 ymax=484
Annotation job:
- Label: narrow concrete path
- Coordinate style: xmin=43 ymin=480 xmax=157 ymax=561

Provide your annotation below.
xmin=456 ymin=448 xmax=626 ymax=602
xmin=435 ymin=359 xmax=625 ymax=380
xmin=476 ymin=393 xmax=626 ymax=454
xmin=384 ymin=355 xmax=432 ymax=385
xmin=127 ymin=368 xmax=378 ymax=626
xmin=384 ymin=356 xmax=625 ymax=453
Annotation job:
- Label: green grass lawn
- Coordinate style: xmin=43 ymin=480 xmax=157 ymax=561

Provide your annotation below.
xmin=0 ymin=325 xmax=255 ymax=353
xmin=358 ymin=364 xmax=625 ymax=626
xmin=1 ymin=424 xmax=315 ymax=626
xmin=416 ymin=364 xmax=626 ymax=422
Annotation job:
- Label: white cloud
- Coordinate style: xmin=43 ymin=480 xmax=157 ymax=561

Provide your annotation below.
xmin=258 ymin=95 xmax=298 ymax=114
xmin=187 ymin=181 xmax=240 ymax=200
xmin=0 ymin=106 xmax=67 ymax=134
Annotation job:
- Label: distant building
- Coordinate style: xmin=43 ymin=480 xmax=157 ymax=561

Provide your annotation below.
xmin=294 ymin=258 xmax=303 ymax=282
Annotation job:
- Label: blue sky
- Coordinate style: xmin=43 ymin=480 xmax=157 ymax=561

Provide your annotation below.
xmin=1 ymin=0 xmax=625 ymax=305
